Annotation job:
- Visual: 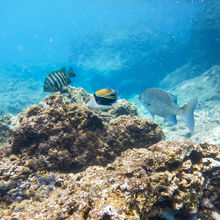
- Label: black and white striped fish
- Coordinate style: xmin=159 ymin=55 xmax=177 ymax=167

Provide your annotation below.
xmin=43 ymin=67 xmax=76 ymax=92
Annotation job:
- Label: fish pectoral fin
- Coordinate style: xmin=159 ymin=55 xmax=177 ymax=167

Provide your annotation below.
xmin=66 ymin=78 xmax=71 ymax=84
xmin=165 ymin=115 xmax=177 ymax=125
xmin=145 ymin=102 xmax=151 ymax=106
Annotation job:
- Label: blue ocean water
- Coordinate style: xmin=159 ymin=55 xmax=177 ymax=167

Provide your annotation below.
xmin=0 ymin=1 xmax=220 ymax=218
xmin=0 ymin=0 xmax=219 ymax=115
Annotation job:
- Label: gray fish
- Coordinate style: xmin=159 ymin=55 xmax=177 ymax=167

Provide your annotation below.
xmin=139 ymin=88 xmax=198 ymax=132
xmin=43 ymin=67 xmax=76 ymax=92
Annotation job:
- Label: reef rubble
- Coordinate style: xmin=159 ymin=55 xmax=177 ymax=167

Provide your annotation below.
xmin=0 ymin=89 xmax=219 ymax=219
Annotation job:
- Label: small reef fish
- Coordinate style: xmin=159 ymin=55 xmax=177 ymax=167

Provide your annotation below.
xmin=139 ymin=88 xmax=198 ymax=132
xmin=87 ymin=88 xmax=119 ymax=109
xmin=43 ymin=67 xmax=76 ymax=92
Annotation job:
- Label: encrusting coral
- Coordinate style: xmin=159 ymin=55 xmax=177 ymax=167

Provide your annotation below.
xmin=0 ymin=88 xmax=219 ymax=219
xmin=7 ymin=94 xmax=163 ymax=172
xmin=0 ymin=115 xmax=12 ymax=145
xmin=57 ymin=86 xmax=139 ymax=122
xmin=0 ymin=139 xmax=219 ymax=219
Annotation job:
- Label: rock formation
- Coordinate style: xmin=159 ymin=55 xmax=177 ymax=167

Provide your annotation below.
xmin=57 ymin=86 xmax=139 ymax=122
xmin=6 ymin=94 xmax=163 ymax=173
xmin=0 ymin=89 xmax=219 ymax=219
xmin=0 ymin=115 xmax=12 ymax=145
xmin=0 ymin=139 xmax=219 ymax=219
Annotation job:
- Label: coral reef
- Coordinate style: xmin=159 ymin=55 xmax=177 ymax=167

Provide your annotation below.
xmin=7 ymin=94 xmax=162 ymax=172
xmin=59 ymin=86 xmax=91 ymax=104
xmin=56 ymin=86 xmax=139 ymax=122
xmin=93 ymin=99 xmax=138 ymax=123
xmin=0 ymin=86 xmax=139 ymax=148
xmin=0 ymin=140 xmax=219 ymax=219
xmin=0 ymin=88 xmax=219 ymax=219
xmin=0 ymin=115 xmax=12 ymax=145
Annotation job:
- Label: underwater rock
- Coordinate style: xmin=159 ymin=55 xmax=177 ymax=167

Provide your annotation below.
xmin=0 ymin=140 xmax=219 ymax=219
xmin=0 ymin=115 xmax=13 ymax=145
xmin=190 ymin=1 xmax=220 ymax=66
xmin=137 ymin=65 xmax=220 ymax=145
xmin=197 ymin=143 xmax=220 ymax=220
xmin=91 ymin=99 xmax=139 ymax=123
xmin=42 ymin=86 xmax=139 ymax=122
xmin=174 ymin=65 xmax=220 ymax=104
xmin=7 ymin=94 xmax=163 ymax=172
xmin=0 ymin=154 xmax=31 ymax=205
xmin=167 ymin=65 xmax=220 ymax=145
xmin=159 ymin=61 xmax=199 ymax=89
xmin=58 ymin=86 xmax=91 ymax=104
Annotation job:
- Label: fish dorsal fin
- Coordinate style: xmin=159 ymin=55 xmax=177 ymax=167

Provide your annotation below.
xmin=95 ymin=88 xmax=111 ymax=96
xmin=60 ymin=68 xmax=66 ymax=73
xmin=165 ymin=115 xmax=177 ymax=125
xmin=67 ymin=67 xmax=76 ymax=77
xmin=167 ymin=92 xmax=177 ymax=103
xmin=96 ymin=88 xmax=116 ymax=99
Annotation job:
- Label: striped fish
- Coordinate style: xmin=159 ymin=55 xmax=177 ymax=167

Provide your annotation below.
xmin=43 ymin=67 xmax=76 ymax=92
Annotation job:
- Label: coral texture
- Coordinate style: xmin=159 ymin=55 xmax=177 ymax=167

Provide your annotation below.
xmin=0 ymin=91 xmax=219 ymax=219
xmin=8 ymin=94 xmax=162 ymax=172
xmin=55 ymin=86 xmax=139 ymax=122
xmin=0 ymin=140 xmax=219 ymax=219
xmin=0 ymin=115 xmax=12 ymax=145
xmin=0 ymin=86 xmax=139 ymax=147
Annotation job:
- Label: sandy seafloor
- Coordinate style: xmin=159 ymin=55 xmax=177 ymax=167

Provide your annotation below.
xmin=1 ymin=65 xmax=220 ymax=146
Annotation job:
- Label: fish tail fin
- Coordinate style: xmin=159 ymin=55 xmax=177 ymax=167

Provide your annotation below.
xmin=179 ymin=97 xmax=198 ymax=133
xmin=67 ymin=67 xmax=76 ymax=77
